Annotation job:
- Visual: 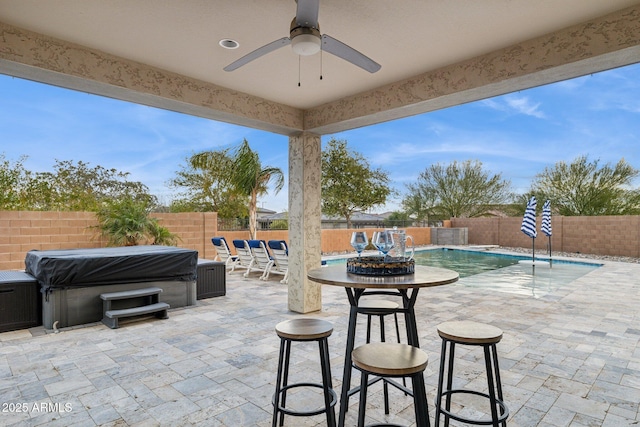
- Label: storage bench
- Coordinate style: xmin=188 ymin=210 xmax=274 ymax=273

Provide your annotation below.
xmin=0 ymin=271 xmax=42 ymax=333
xmin=196 ymin=259 xmax=226 ymax=299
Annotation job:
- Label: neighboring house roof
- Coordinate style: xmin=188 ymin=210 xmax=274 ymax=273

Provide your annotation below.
xmin=260 ymin=211 xmax=387 ymax=222
xmin=256 ymin=207 xmax=277 ymax=218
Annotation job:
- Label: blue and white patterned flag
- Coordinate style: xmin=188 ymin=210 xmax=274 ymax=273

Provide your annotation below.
xmin=541 ymin=200 xmax=552 ymax=237
xmin=521 ymin=196 xmax=537 ymax=238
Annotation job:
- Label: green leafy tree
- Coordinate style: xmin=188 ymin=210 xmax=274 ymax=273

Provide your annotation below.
xmin=0 ymin=154 xmax=32 ymax=209
xmin=94 ymin=197 xmax=178 ymax=246
xmin=269 ymin=219 xmax=289 ymax=230
xmin=170 ymin=149 xmax=248 ymax=218
xmin=1 ymin=156 xmax=155 ymax=211
xmin=231 ymin=139 xmax=284 ymax=239
xmin=146 ymin=218 xmax=180 ymax=246
xmin=170 ymin=140 xmax=282 ymax=238
xmin=384 ymin=211 xmax=412 ymax=227
xmin=46 ymin=160 xmax=154 ymax=210
xmin=402 ymin=183 xmax=437 ymax=224
xmin=321 ymin=138 xmax=392 ymax=228
xmin=404 ymin=160 xmax=512 ymax=218
xmin=529 ymin=156 xmax=640 ymax=216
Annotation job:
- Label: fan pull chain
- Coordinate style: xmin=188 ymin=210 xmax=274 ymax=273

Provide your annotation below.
xmin=320 ymin=49 xmax=323 ymax=80
xmin=298 ymin=56 xmax=301 ymax=87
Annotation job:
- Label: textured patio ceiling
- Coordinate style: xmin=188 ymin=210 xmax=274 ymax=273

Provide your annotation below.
xmin=1 ymin=0 xmax=639 ymax=136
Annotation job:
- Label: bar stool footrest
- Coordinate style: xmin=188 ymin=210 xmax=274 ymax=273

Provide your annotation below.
xmin=272 ymin=382 xmax=337 ymax=417
xmin=347 ymin=373 xmax=411 ymax=397
xmin=365 ymin=423 xmax=406 ymax=427
xmin=438 ymin=389 xmax=509 ymax=425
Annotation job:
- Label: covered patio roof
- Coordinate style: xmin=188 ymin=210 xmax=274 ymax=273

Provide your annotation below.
xmin=1 ymin=1 xmax=639 ymax=135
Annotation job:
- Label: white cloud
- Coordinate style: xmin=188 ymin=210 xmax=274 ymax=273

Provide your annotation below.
xmin=480 ymin=98 xmax=504 ymax=112
xmin=480 ymin=95 xmax=545 ymax=118
xmin=504 ymin=95 xmax=545 ymax=118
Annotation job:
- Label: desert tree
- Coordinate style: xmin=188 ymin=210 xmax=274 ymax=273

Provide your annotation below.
xmin=528 ymin=155 xmax=640 ymax=216
xmin=321 ymin=138 xmax=392 ymax=228
xmin=404 ymin=160 xmax=512 ymax=219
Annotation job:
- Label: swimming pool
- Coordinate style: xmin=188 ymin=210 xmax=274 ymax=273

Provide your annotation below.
xmin=325 ymin=248 xmax=525 ymax=277
xmin=324 ymin=248 xmax=602 ymax=297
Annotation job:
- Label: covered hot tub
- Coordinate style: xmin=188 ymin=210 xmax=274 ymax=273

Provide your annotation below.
xmin=25 ymin=246 xmax=198 ymax=329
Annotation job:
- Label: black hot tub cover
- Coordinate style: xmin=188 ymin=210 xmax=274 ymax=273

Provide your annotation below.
xmin=25 ymin=245 xmax=198 ymax=291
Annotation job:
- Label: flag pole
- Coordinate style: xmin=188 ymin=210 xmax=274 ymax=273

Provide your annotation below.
xmin=542 ymin=199 xmax=553 ymax=269
xmin=521 ymin=195 xmax=538 ymax=276
xmin=532 ymin=236 xmax=535 ymax=275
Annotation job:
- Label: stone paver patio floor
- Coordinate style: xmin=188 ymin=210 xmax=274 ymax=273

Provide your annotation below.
xmin=1 ymin=252 xmax=639 ymax=426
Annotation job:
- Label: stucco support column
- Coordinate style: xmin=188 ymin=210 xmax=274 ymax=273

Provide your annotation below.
xmin=288 ymin=132 xmax=322 ymax=313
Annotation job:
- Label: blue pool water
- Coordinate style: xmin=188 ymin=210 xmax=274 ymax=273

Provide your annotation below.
xmin=325 ymin=248 xmax=603 ymax=297
xmin=412 ymin=248 xmax=519 ymax=278
xmin=325 ymin=248 xmax=524 ymax=277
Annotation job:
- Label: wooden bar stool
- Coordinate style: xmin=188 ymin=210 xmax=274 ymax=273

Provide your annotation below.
xmin=272 ymin=318 xmax=337 ymax=427
xmin=434 ymin=321 xmax=508 ymax=427
xmin=352 ymin=342 xmax=430 ymax=427
xmin=358 ymin=299 xmax=406 ymax=414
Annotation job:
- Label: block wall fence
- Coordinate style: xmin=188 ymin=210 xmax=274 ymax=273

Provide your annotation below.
xmin=451 ymin=216 xmax=640 ymax=258
xmin=0 ymin=211 xmax=432 ymax=270
xmin=3 ymin=211 xmax=638 ymax=270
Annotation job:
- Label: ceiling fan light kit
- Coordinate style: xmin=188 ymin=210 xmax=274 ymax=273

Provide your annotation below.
xmin=290 ymin=27 xmax=321 ymax=56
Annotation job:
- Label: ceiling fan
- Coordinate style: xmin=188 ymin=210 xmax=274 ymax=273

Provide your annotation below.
xmin=223 ymin=0 xmax=381 ymax=73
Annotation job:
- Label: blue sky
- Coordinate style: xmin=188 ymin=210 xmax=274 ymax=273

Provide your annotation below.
xmin=1 ymin=62 xmax=639 ymax=213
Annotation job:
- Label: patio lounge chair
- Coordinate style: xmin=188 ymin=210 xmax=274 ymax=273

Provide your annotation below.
xmin=247 ymin=239 xmax=275 ymax=280
xmin=232 ymin=239 xmax=256 ymax=275
xmin=211 ymin=237 xmax=238 ymax=270
xmin=267 ymin=240 xmax=289 ymax=284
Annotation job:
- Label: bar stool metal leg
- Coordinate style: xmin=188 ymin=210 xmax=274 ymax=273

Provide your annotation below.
xmin=358 ymin=370 xmax=369 ymax=427
xmin=320 ymin=336 xmax=337 ymax=427
xmin=280 ymin=339 xmax=292 ymax=426
xmin=492 ymin=344 xmax=506 ymax=426
xmin=272 ymin=338 xmax=286 ymax=427
xmin=413 ymin=372 xmax=430 ymax=426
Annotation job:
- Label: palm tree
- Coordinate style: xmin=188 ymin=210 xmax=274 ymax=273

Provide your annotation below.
xmin=231 ymin=139 xmax=284 ymax=239
xmin=94 ymin=197 xmax=178 ymax=246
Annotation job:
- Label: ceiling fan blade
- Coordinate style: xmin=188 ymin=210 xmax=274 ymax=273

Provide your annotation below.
xmin=321 ymin=34 xmax=381 ymax=73
xmin=296 ymin=0 xmax=320 ymax=28
xmin=224 ymin=37 xmax=291 ymax=71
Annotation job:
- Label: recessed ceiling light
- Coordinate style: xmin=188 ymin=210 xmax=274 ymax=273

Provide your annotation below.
xmin=219 ymin=39 xmax=239 ymax=49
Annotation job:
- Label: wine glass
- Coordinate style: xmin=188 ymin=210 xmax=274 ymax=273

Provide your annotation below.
xmin=373 ymin=231 xmax=394 ymax=260
xmin=371 ymin=231 xmax=380 ymax=255
xmin=350 ymin=231 xmax=368 ymax=257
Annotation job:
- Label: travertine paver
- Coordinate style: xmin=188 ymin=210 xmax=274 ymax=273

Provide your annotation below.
xmin=0 ymin=252 xmax=638 ymax=426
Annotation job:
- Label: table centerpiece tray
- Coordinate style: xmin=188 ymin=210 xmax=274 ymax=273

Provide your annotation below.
xmin=346 ymin=256 xmax=415 ymax=276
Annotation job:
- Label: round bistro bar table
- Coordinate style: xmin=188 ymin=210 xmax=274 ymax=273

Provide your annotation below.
xmin=308 ymin=265 xmax=459 ymax=427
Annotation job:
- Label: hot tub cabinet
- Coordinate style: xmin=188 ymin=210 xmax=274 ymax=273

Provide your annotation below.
xmin=25 ymin=246 xmax=198 ymax=329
